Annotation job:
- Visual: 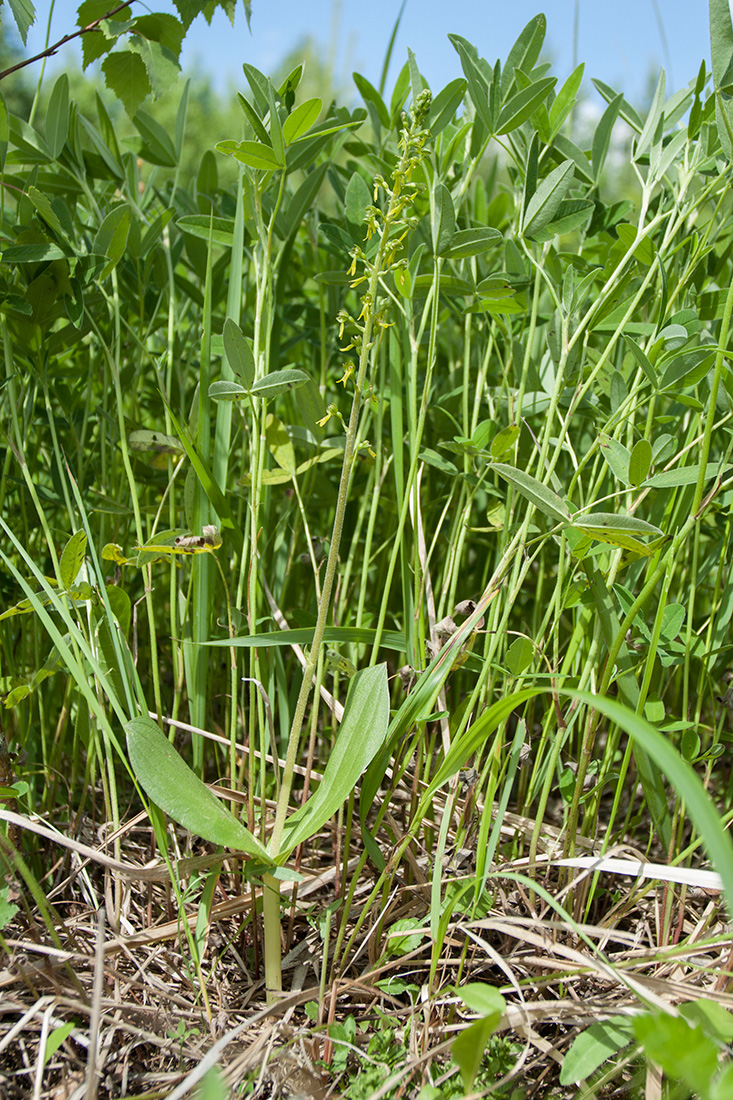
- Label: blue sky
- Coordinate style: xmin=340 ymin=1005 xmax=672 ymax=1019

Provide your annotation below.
xmin=18 ymin=1 xmax=715 ymax=108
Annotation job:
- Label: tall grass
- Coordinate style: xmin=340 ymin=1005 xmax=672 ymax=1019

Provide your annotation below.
xmin=2 ymin=7 xmax=733 ymax=1095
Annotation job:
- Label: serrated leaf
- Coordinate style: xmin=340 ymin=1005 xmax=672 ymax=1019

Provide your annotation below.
xmin=131 ymin=12 xmax=184 ymax=58
xmin=249 ymin=369 xmax=308 ymax=399
xmin=126 ymin=716 xmax=271 ymax=861
xmin=127 ymin=34 xmax=179 ymax=101
xmin=102 ymin=51 xmax=151 ymax=118
xmin=7 ymin=0 xmax=35 ymax=44
xmin=493 ymin=463 xmax=571 ymax=524
xmin=59 ymin=531 xmax=87 ymax=590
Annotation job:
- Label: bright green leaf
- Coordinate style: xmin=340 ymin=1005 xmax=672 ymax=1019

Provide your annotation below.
xmin=283 ymin=98 xmax=322 ymax=144
xmin=279 ymin=665 xmax=389 ymax=858
xmin=101 ymin=51 xmax=151 ymax=118
xmin=560 ymin=1019 xmax=635 ymax=1086
xmin=126 ymin=715 xmax=271 ymax=862
xmin=59 ymin=531 xmax=87 ymax=590
xmin=222 ymin=318 xmax=255 ymax=389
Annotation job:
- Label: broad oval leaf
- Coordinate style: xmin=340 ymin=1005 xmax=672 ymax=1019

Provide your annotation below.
xmin=60 ymin=531 xmax=87 ymax=590
xmin=222 ymin=318 xmax=255 ymax=389
xmin=643 ymin=462 xmax=725 ymax=489
xmin=128 ymin=430 xmax=184 ymax=455
xmin=490 ymin=424 xmax=520 ymax=458
xmin=250 ymin=368 xmax=308 ymax=399
xmin=126 ymin=716 xmax=271 ymax=862
xmin=265 ymin=413 xmax=296 ymax=476
xmin=492 ymin=463 xmax=571 ymax=524
xmin=278 ymin=664 xmax=390 ymax=858
xmin=227 ymin=139 xmax=284 ymax=171
xmin=560 ymin=1019 xmax=635 ymax=1086
xmin=208 ymin=380 xmax=248 ymax=401
xmin=574 ymin=512 xmax=663 ymax=537
xmin=439 ymin=227 xmax=502 ymax=258
xmin=599 ymin=432 xmax=631 ymax=485
xmin=628 ymin=439 xmax=652 ymax=487
xmin=283 ymin=97 xmax=322 ymax=144
xmin=177 ymin=214 xmax=237 ymax=247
